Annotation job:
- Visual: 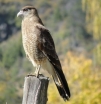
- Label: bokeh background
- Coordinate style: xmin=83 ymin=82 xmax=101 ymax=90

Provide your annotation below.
xmin=0 ymin=0 xmax=101 ymax=104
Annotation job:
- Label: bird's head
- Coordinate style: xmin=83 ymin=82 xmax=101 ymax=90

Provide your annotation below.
xmin=17 ymin=6 xmax=38 ymax=18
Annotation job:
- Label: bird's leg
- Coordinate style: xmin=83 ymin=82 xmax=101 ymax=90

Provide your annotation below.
xmin=34 ymin=65 xmax=41 ymax=77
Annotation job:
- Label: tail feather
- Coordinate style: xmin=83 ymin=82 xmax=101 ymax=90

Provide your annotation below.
xmin=46 ymin=54 xmax=70 ymax=100
xmin=52 ymin=65 xmax=70 ymax=101
xmin=52 ymin=76 xmax=69 ymax=101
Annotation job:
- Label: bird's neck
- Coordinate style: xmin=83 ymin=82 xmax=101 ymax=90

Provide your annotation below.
xmin=23 ymin=14 xmax=44 ymax=26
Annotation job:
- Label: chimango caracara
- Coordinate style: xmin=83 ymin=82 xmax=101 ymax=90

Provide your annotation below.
xmin=17 ymin=6 xmax=70 ymax=101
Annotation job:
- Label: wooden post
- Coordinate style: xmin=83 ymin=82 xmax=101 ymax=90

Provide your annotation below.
xmin=22 ymin=74 xmax=49 ymax=104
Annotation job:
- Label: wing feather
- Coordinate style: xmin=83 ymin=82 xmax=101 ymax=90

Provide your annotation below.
xmin=36 ymin=25 xmax=61 ymax=68
xmin=36 ymin=25 xmax=70 ymax=100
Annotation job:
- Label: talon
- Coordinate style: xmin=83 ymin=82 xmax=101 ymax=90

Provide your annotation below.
xmin=27 ymin=73 xmax=30 ymax=77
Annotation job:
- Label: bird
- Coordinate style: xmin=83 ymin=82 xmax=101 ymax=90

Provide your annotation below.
xmin=17 ymin=6 xmax=70 ymax=101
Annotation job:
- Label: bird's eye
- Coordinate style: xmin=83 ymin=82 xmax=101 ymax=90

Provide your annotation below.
xmin=23 ymin=8 xmax=31 ymax=12
xmin=23 ymin=9 xmax=28 ymax=11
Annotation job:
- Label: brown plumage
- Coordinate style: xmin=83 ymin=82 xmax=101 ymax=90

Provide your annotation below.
xmin=17 ymin=6 xmax=70 ymax=101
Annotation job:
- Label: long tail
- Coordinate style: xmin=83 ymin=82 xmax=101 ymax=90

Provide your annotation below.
xmin=52 ymin=65 xmax=70 ymax=101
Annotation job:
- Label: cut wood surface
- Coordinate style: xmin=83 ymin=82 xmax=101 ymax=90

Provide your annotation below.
xmin=22 ymin=75 xmax=49 ymax=104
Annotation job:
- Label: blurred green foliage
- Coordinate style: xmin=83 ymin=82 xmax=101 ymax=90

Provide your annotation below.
xmin=0 ymin=34 xmax=22 ymax=68
xmin=82 ymin=0 xmax=101 ymax=67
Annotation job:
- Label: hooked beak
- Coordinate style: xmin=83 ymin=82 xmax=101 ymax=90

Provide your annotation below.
xmin=17 ymin=10 xmax=23 ymax=17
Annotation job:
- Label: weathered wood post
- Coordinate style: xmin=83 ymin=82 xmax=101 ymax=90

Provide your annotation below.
xmin=22 ymin=74 xmax=49 ymax=104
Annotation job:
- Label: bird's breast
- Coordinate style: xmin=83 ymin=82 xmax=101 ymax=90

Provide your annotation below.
xmin=21 ymin=22 xmax=45 ymax=66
